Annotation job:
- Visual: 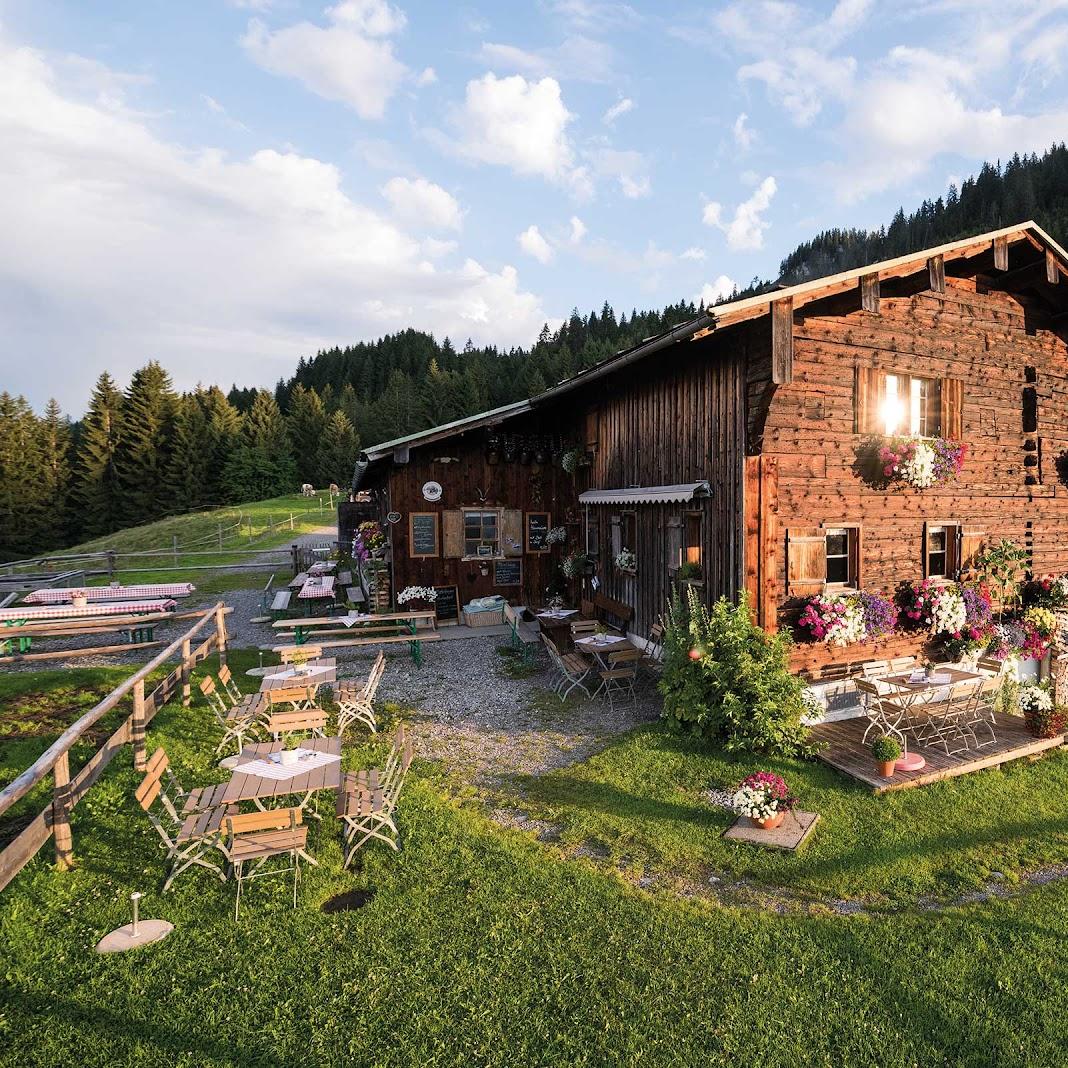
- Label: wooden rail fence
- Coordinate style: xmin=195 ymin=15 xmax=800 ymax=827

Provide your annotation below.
xmin=0 ymin=603 xmax=230 ymax=892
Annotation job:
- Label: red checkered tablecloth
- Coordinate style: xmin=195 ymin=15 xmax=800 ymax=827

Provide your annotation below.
xmin=298 ymin=576 xmax=335 ymax=600
xmin=22 ymin=583 xmax=195 ymax=605
xmin=0 ymin=599 xmax=177 ymax=622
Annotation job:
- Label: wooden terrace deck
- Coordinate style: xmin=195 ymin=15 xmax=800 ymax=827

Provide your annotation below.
xmin=809 ymin=713 xmax=1065 ymax=793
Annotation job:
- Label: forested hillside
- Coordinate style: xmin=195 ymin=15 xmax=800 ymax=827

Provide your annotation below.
xmin=4 ymin=144 xmax=1067 ymax=560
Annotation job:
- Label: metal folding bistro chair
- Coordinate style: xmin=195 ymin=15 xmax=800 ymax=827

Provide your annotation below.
xmin=598 ymin=648 xmax=640 ymax=714
xmin=219 ymin=808 xmax=307 ymax=920
xmin=337 ymin=737 xmax=414 ymax=867
xmin=200 ymin=676 xmax=264 ymax=756
xmin=918 ymin=681 xmax=980 ymax=756
xmin=854 ymin=679 xmax=910 ymax=751
xmin=336 ymin=652 xmax=385 ymax=735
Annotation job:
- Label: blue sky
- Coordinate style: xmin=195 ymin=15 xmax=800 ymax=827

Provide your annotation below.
xmin=4 ymin=0 xmax=1068 ymax=411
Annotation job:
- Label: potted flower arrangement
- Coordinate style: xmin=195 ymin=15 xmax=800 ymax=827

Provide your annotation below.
xmin=1021 ymin=606 xmax=1058 ymax=660
xmin=397 ymin=585 xmax=438 ymax=611
xmin=615 ymin=547 xmax=637 ymax=574
xmin=357 ymin=521 xmax=386 ymax=559
xmin=545 ymin=526 xmax=568 ymax=547
xmin=731 ymin=771 xmax=797 ymax=830
xmin=561 ymin=552 xmax=590 ymax=580
xmin=875 ymin=437 xmax=967 ymax=489
xmin=871 ymin=734 xmax=902 ymax=777
xmin=560 ymin=448 xmax=589 ymax=476
xmin=70 ymin=589 xmax=89 ymax=608
xmin=798 ymin=593 xmax=867 ymax=646
xmin=1018 ymin=683 xmax=1066 ymax=738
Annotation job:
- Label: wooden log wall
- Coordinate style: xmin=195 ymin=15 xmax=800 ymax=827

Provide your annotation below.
xmin=756 ymin=270 xmax=1068 ymax=669
xmin=380 ymin=414 xmax=579 ymax=610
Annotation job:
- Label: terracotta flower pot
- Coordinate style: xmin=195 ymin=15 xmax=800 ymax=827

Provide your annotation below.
xmin=754 ymin=812 xmax=785 ymax=830
xmin=877 ymin=759 xmax=896 ymax=778
xmin=1024 ymin=708 xmax=1067 ymax=739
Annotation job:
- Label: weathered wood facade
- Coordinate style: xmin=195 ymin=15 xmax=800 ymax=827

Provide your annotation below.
xmin=358 ymin=222 xmax=1068 ymax=667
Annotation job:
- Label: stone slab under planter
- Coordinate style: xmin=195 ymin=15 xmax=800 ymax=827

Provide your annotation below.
xmin=723 ymin=810 xmax=820 ymax=852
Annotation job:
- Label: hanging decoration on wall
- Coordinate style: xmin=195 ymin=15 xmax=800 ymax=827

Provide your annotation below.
xmin=386 ymin=511 xmax=402 ymax=525
xmin=422 ymin=481 xmax=443 ymax=502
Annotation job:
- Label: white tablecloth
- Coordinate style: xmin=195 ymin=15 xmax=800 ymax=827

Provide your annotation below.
xmin=264 ymin=666 xmax=334 ymax=684
xmin=234 ymin=749 xmax=341 ymax=781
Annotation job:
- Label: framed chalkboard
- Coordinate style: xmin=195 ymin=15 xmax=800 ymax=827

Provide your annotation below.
xmin=409 ymin=512 xmax=439 ymax=558
xmin=526 ymin=511 xmax=551 ymax=554
xmin=433 ymin=584 xmax=459 ymax=625
xmin=494 ymin=559 xmax=522 ymax=587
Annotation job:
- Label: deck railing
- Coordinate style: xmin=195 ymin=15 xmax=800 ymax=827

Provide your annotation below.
xmin=0 ymin=603 xmax=230 ymax=892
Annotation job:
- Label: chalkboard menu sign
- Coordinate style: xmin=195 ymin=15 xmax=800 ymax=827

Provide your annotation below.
xmin=526 ymin=511 xmax=551 ymax=554
xmin=494 ymin=559 xmax=522 ymax=587
xmin=409 ymin=512 xmax=439 ymax=558
xmin=433 ymin=584 xmax=459 ymax=625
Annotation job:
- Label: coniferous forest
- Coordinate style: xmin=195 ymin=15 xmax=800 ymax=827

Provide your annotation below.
xmin=4 ymin=144 xmax=1068 ymax=560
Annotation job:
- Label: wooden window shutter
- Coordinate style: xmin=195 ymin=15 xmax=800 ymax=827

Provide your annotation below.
xmin=585 ymin=408 xmax=599 ymax=449
xmin=854 ymin=367 xmax=884 ymax=435
xmin=940 ymin=378 xmax=963 ymax=440
xmin=786 ymin=528 xmax=826 ymax=597
xmin=501 ymin=509 xmax=523 ymax=557
xmin=442 ymin=510 xmax=462 ymax=558
xmin=849 ymin=526 xmax=862 ymax=589
xmin=610 ymin=514 xmax=622 ymax=558
xmin=959 ymin=528 xmax=985 ymax=575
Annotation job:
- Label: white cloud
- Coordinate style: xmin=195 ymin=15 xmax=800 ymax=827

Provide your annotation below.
xmin=569 ymin=215 xmax=587 ymax=243
xmin=680 ymin=246 xmax=706 ymax=261
xmin=227 ymin=0 xmax=274 ymax=9
xmin=518 ymin=224 xmax=554 ymax=264
xmin=477 ymin=35 xmax=615 ymax=83
xmin=703 ymin=176 xmax=777 ymax=251
xmin=382 ymin=176 xmax=462 ymax=230
xmin=240 ymin=3 xmax=409 ymax=119
xmin=587 ymin=145 xmax=650 ymax=198
xmin=548 ymin=0 xmax=642 ymax=30
xmin=202 ymin=93 xmax=251 ymax=132
xmin=697 ymin=275 xmax=737 ymax=306
xmin=449 ymin=73 xmax=592 ymax=196
xmin=602 ymin=96 xmax=634 ymax=124
xmin=415 ymin=65 xmax=437 ymax=86
xmin=732 ymin=112 xmax=753 ymax=150
xmin=0 ymin=36 xmax=547 ymax=409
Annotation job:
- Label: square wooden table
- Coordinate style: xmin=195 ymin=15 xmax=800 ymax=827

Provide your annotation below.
xmin=880 ymin=666 xmax=985 ymax=694
xmin=223 ymin=736 xmax=342 ymax=814
xmin=574 ymin=634 xmax=632 ymax=666
xmin=536 ymin=608 xmax=581 ymax=651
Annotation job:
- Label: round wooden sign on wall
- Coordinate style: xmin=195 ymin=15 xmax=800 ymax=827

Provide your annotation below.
xmin=422 ymin=481 xmax=443 ymax=502
xmin=386 ymin=511 xmax=402 ymax=524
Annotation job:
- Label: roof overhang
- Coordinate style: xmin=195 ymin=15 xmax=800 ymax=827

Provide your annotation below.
xmin=578 ymin=481 xmax=711 ymax=505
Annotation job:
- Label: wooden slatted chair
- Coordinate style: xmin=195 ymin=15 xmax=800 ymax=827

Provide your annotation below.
xmin=570 ymin=619 xmax=598 ymax=638
xmin=265 ymin=706 xmax=328 ymax=744
xmin=341 ymin=724 xmax=406 ymax=797
xmin=136 ymin=758 xmax=228 ymax=892
xmin=264 ymin=683 xmax=320 ymax=713
xmin=148 ymin=746 xmax=230 ymax=818
xmin=638 ymin=621 xmax=664 ymax=676
xmin=277 ymin=644 xmax=323 ymax=665
xmin=599 ymin=648 xmax=640 ymax=714
xmin=219 ymin=808 xmax=306 ymax=920
xmin=200 ymin=676 xmax=264 ymax=756
xmin=336 ymin=738 xmax=414 ymax=867
xmin=541 ymin=634 xmax=564 ymax=693
xmin=558 ymin=647 xmax=593 ymax=701
xmin=336 ymin=651 xmax=385 ymax=735
xmin=217 ymin=663 xmax=248 ymax=705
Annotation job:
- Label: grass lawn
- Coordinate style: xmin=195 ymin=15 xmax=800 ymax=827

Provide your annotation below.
xmin=2 ymin=658 xmax=1068 ymax=1066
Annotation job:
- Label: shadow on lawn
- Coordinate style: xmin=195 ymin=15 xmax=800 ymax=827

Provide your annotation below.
xmin=12 ymin=988 xmax=288 ymax=1068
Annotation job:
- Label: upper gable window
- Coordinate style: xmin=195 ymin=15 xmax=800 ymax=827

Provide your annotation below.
xmin=883 ymin=374 xmax=942 ymax=437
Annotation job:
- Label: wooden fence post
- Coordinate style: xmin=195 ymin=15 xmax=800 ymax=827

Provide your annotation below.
xmin=289 ymin=512 xmax=295 ymax=530
xmin=52 ymin=752 xmax=74 ymax=870
xmin=181 ymin=638 xmax=192 ymax=707
xmin=215 ymin=604 xmax=228 ymax=668
xmin=106 ymin=550 xmax=116 ymax=581
xmin=292 ymin=543 xmax=300 ymax=574
xmin=217 ymin=523 xmax=224 ymax=550
xmin=172 ymin=534 xmax=179 ymax=567
xmin=131 ymin=680 xmax=146 ymax=771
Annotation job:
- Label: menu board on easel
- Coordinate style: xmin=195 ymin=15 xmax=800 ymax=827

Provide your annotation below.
xmin=494 ymin=559 xmax=522 ymax=587
xmin=433 ymin=584 xmax=459 ymax=626
xmin=526 ymin=511 xmax=551 ymax=554
xmin=409 ymin=512 xmax=439 ymax=558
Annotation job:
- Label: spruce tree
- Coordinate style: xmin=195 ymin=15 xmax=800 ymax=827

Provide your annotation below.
xmin=114 ymin=361 xmax=178 ymax=524
xmin=166 ymin=393 xmax=211 ymax=513
xmin=315 ymin=410 xmax=359 ymax=487
xmin=73 ymin=371 xmax=124 ymax=537
xmin=286 ymin=384 xmax=327 ymax=485
xmin=199 ymin=386 xmax=242 ymax=504
xmin=0 ymin=393 xmax=48 ymax=558
xmin=221 ymin=390 xmax=296 ymax=502
xmin=37 ymin=398 xmax=71 ymax=549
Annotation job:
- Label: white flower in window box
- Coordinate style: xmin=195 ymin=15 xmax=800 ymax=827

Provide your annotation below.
xmin=615 ymin=548 xmax=637 ymax=573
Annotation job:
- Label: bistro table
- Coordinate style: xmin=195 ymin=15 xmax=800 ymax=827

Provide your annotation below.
xmin=259 ymin=657 xmax=337 ymax=691
xmin=223 ymin=737 xmax=343 ymax=839
xmin=22 ymin=583 xmax=195 ymax=605
xmin=536 ymin=608 xmax=581 ymax=652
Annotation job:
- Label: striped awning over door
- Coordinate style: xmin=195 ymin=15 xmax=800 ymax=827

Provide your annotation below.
xmin=577 ymin=481 xmax=711 ymax=506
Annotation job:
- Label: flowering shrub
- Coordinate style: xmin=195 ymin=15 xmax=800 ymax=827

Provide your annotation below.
xmin=397 ymin=585 xmax=438 ymax=605
xmin=899 ymin=579 xmax=966 ymax=636
xmin=876 ymin=437 xmax=966 ymax=489
xmin=545 ymin=526 xmax=568 ymax=546
xmin=797 ymin=593 xmax=867 ymax=646
xmin=1018 ymin=683 xmax=1053 ymax=714
xmin=1023 ymin=574 xmax=1068 ymax=610
xmin=358 ymin=521 xmax=385 ymax=553
xmin=1021 ymin=606 xmax=1058 ymax=660
xmin=615 ymin=548 xmax=637 ymax=572
xmin=731 ymin=771 xmax=798 ymax=820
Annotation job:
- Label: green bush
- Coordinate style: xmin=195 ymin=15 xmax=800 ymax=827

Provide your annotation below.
xmin=675 ymin=562 xmax=702 ymax=581
xmin=871 ymin=734 xmax=902 ymax=762
xmin=658 ymin=587 xmax=813 ymax=756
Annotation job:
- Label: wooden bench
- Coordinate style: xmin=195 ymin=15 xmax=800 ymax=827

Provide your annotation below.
xmin=271 ymin=590 xmax=292 ymax=618
xmin=589 ymin=592 xmax=634 ymax=635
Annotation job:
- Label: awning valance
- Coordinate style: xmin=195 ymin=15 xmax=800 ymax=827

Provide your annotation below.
xmin=578 ymin=481 xmax=711 ymax=506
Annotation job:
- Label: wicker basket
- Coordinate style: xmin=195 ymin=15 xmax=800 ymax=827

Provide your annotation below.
xmin=463 ymin=606 xmax=505 ymax=627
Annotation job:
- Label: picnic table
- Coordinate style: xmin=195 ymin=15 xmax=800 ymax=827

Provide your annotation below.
xmin=272 ymin=610 xmax=439 ymax=665
xmin=298 ymin=575 xmax=335 ymax=600
xmin=0 ymin=599 xmax=176 ymax=623
xmin=22 ymin=583 xmax=195 ymax=604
